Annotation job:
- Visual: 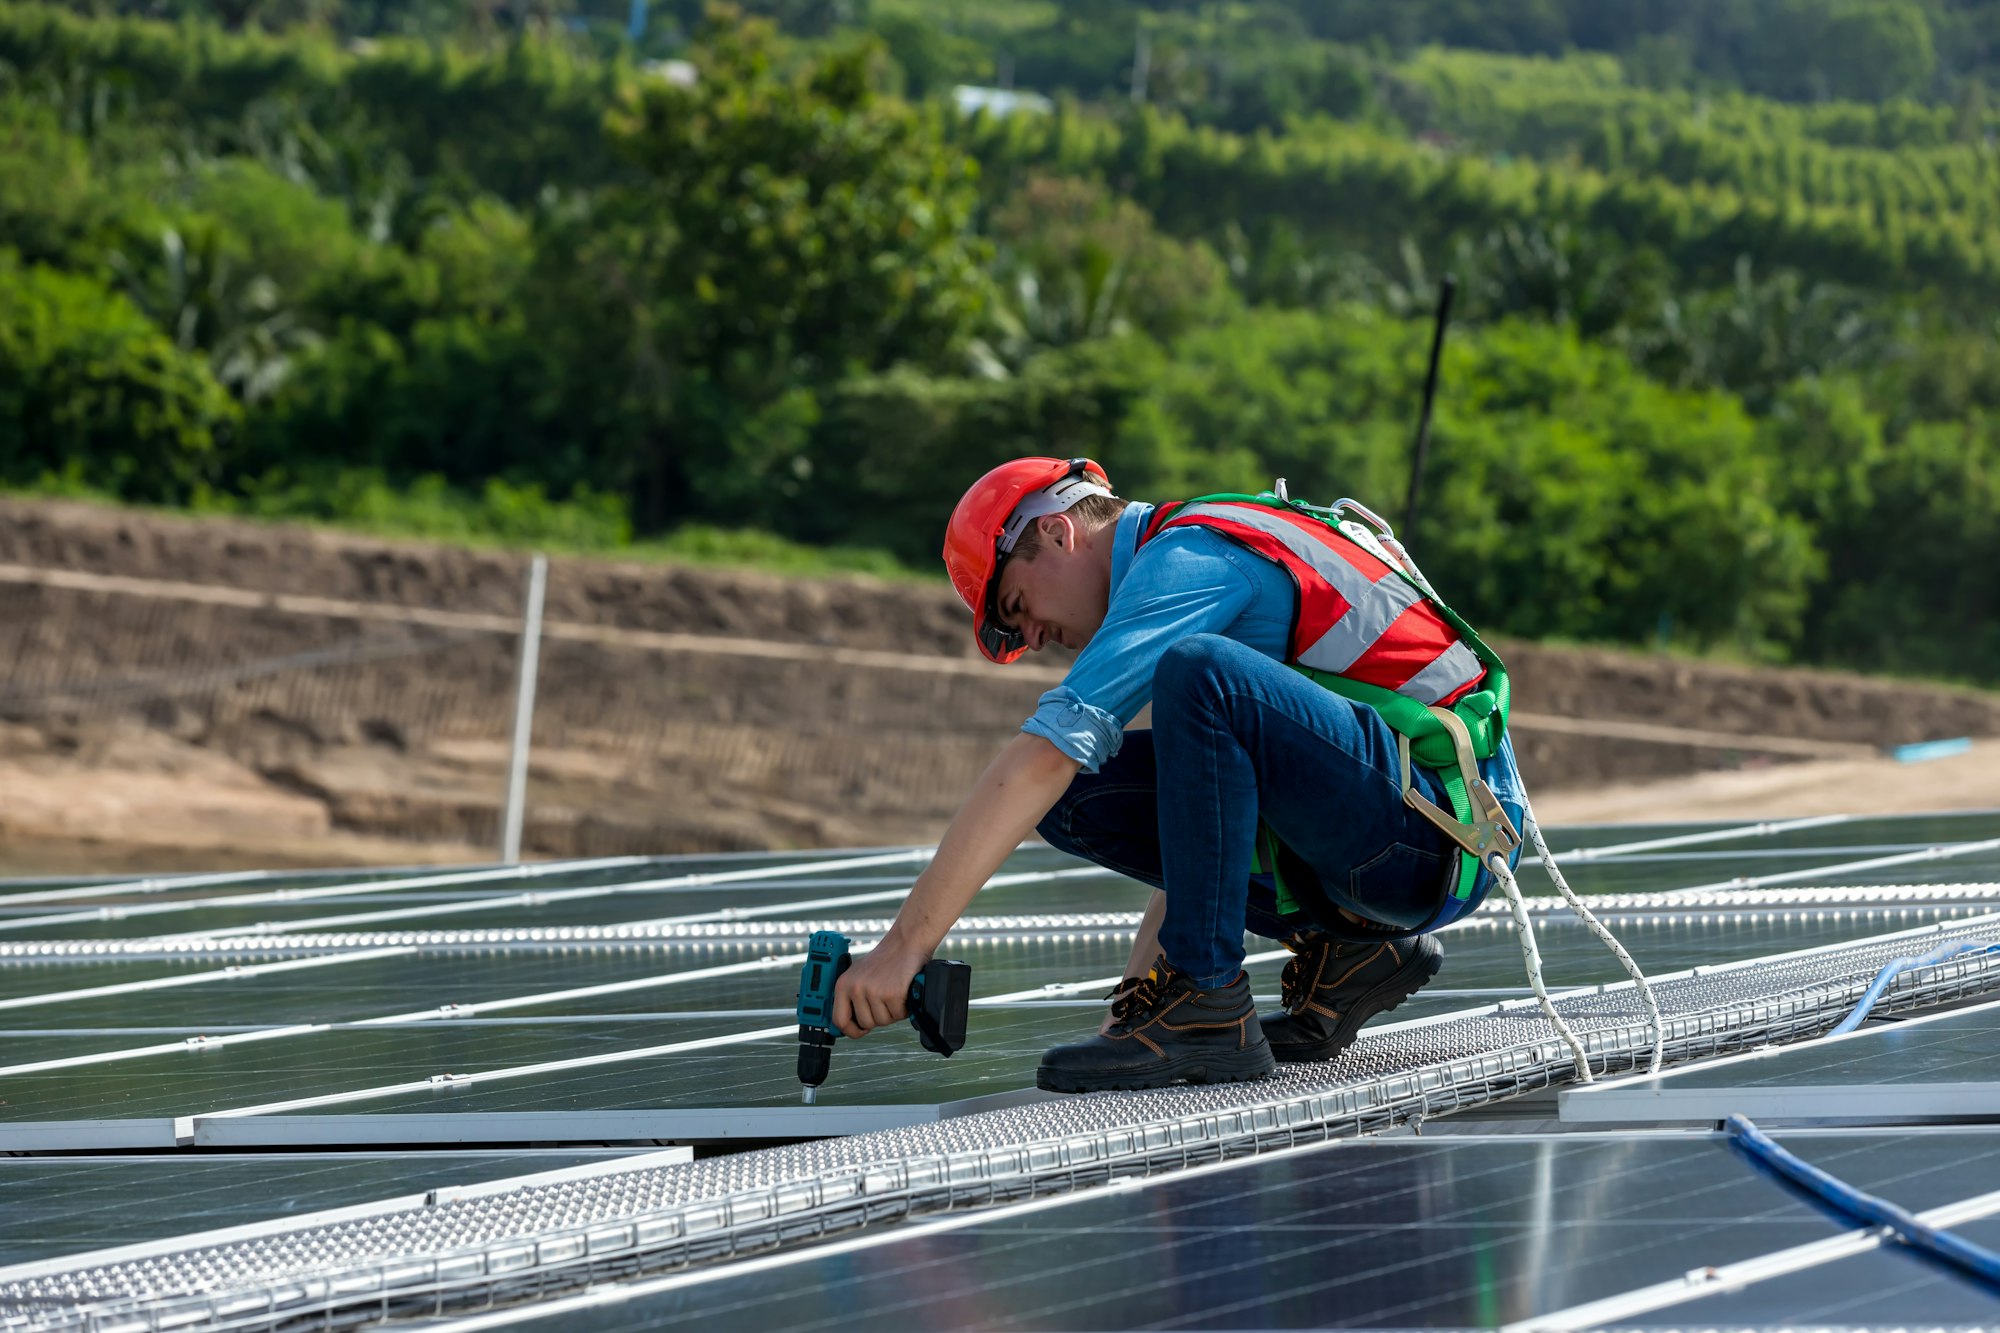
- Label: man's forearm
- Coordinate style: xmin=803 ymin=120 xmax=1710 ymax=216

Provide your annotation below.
xmin=884 ymin=732 xmax=1080 ymax=957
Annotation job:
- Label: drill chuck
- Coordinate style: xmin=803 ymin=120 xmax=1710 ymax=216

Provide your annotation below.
xmin=796 ymin=1026 xmax=835 ymax=1089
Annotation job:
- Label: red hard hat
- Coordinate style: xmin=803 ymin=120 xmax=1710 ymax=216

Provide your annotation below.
xmin=943 ymin=457 xmax=1113 ymax=663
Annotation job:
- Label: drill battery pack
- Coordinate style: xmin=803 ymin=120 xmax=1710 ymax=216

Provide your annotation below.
xmin=907 ymin=959 xmax=971 ymax=1057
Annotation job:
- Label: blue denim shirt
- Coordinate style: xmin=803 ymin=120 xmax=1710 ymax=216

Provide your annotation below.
xmin=1022 ymin=501 xmax=1526 ymax=806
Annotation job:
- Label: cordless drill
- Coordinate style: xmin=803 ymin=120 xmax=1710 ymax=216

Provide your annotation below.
xmin=795 ymin=929 xmax=972 ymax=1104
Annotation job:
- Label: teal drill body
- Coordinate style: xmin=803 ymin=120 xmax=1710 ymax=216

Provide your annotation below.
xmin=794 ymin=930 xmax=972 ymax=1103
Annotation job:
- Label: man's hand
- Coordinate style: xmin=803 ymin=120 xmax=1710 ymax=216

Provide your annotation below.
xmin=831 ymin=939 xmax=930 ymax=1038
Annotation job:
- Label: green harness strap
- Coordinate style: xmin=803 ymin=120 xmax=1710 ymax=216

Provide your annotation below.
xmin=1255 ymin=665 xmax=1504 ymax=913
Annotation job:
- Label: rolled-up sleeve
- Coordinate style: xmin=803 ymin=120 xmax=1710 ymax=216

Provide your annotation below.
xmin=1020 ymin=531 xmax=1262 ymax=773
xmin=1022 ymin=689 xmax=1125 ymax=771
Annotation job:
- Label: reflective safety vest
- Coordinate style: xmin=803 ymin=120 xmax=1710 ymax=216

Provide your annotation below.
xmin=1139 ymin=492 xmax=1518 ymax=932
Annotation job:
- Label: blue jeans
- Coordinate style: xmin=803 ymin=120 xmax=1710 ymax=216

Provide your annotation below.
xmin=1036 ymin=635 xmax=1522 ymax=988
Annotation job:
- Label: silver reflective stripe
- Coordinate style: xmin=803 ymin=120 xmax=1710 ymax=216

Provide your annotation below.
xmin=1399 ymin=641 xmax=1484 ymax=705
xmin=1298 ymin=569 xmax=1421 ymax=673
xmin=1171 ymin=502 xmax=1427 ymax=676
xmin=1173 ymin=503 xmax=1378 ymax=604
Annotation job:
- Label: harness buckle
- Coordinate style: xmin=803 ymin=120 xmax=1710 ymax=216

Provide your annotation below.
xmin=1398 ymin=709 xmax=1522 ymax=863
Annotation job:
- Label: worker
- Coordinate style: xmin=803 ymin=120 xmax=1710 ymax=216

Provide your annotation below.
xmin=830 ymin=457 xmax=1526 ymax=1092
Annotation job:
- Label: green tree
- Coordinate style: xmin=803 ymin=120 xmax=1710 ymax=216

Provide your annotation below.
xmin=603 ymin=11 xmax=988 ymax=526
xmin=1458 ymin=219 xmax=1674 ymax=338
xmin=971 ymin=173 xmax=1233 ymax=373
xmin=802 ymin=337 xmax=1164 ymax=562
xmin=1110 ymin=305 xmax=1819 ymax=653
xmin=111 ymin=222 xmax=323 ymax=402
xmin=869 ymin=11 xmax=987 ymax=98
xmin=1749 ymin=0 xmax=1938 ymax=104
xmin=1623 ymin=259 xmax=1911 ymax=412
xmin=0 ymin=254 xmax=239 ymax=497
xmin=1801 ymin=413 xmax=2000 ymax=678
xmin=0 ymin=96 xmax=142 ymax=272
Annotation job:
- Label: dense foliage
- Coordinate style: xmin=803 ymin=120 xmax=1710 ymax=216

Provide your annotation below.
xmin=2 ymin=1 xmax=1996 ymax=685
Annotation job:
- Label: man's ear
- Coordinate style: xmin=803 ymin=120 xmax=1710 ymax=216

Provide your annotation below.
xmin=1043 ymin=513 xmax=1079 ymax=552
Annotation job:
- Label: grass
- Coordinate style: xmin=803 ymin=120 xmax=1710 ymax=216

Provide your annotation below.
xmin=627 ymin=524 xmax=926 ymax=581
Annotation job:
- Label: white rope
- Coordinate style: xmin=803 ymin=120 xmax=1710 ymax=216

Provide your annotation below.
xmin=1371 ymin=531 xmax=1623 ymax=1080
xmin=1485 ymin=848 xmax=1595 ymax=1081
xmin=1519 ymin=794 xmax=1666 ymax=1075
xmin=1376 ymin=527 xmax=1668 ymax=1077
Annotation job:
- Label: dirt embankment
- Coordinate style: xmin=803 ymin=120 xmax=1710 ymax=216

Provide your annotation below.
xmin=0 ymin=498 xmax=1995 ymax=875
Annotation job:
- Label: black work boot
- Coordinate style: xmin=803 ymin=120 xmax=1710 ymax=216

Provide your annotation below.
xmin=1037 ymin=956 xmax=1276 ymax=1093
xmin=1259 ymin=932 xmax=1443 ymax=1063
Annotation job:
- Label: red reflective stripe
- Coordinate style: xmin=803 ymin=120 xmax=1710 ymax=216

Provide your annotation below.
xmin=1347 ymin=601 xmax=1461 ymax=694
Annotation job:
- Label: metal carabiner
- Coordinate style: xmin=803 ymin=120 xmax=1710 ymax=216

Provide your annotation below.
xmin=1278 ymin=486 xmax=1419 ymax=580
xmin=1327 ymin=496 xmax=1397 ymax=538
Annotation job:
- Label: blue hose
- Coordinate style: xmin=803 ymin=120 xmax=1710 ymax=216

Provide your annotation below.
xmin=1726 ymin=1114 xmax=2000 ymax=1295
xmin=1830 ymin=939 xmax=2000 ymax=1035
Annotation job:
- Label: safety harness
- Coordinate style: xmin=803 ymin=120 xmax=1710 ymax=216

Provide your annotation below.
xmin=1141 ymin=487 xmax=1522 ymax=934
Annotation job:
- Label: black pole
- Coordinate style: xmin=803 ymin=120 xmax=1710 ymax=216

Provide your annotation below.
xmin=1402 ymin=275 xmax=1456 ymax=540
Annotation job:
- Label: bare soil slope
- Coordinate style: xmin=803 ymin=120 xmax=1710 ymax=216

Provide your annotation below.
xmin=0 ymin=498 xmax=1994 ymax=874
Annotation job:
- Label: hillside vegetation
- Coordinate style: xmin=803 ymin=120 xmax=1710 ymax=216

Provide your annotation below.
xmin=1 ymin=0 xmax=1996 ymax=685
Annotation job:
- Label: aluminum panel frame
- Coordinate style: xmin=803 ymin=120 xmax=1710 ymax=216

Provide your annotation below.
xmin=1565 ymin=1081 xmax=2000 ymax=1125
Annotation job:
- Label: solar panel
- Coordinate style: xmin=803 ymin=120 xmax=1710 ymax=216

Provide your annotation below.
xmin=393 ymin=1128 xmax=2000 ymax=1332
xmin=258 ymin=1005 xmax=1071 ymax=1113
xmin=1549 ymin=842 xmax=2000 ymax=897
xmin=1561 ymin=994 xmax=2000 ymax=1125
xmin=1539 ymin=810 xmax=2000 ymax=853
xmin=0 ymin=957 xmax=209 ymax=1002
xmin=0 ymin=848 xmax=934 ymax=937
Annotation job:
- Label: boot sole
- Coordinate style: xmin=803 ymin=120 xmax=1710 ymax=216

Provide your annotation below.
xmin=1035 ymin=1044 xmax=1276 ymax=1094
xmin=1269 ymin=941 xmax=1445 ymax=1064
